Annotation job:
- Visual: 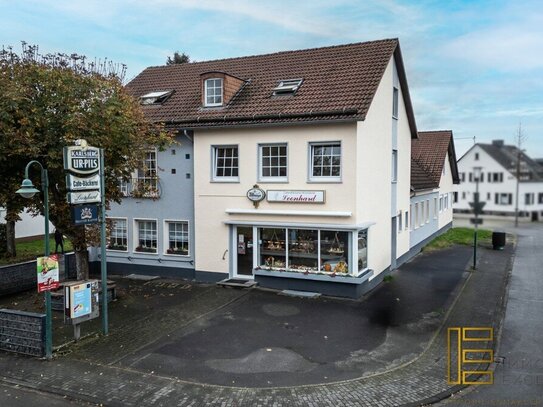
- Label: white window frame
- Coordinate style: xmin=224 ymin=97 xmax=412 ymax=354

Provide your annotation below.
xmin=308 ymin=141 xmax=342 ymax=182
xmin=212 ymin=145 xmax=239 ymax=182
xmin=405 ymin=210 xmax=409 ymax=230
xmin=392 ymin=149 xmax=398 ymax=183
xmin=434 ymin=197 xmax=438 ymax=218
xmin=107 ymin=217 xmax=128 ymax=252
xmin=134 ymin=218 xmax=158 ymax=254
xmin=426 ymin=199 xmax=430 ymax=223
xmin=414 ymin=202 xmax=419 ymax=229
xmin=135 ymin=148 xmax=159 ymax=197
xmin=164 ymin=220 xmax=190 ymax=257
xmin=258 ymin=143 xmax=288 ymax=183
xmin=204 ymin=78 xmax=223 ymax=107
xmin=398 ymin=211 xmax=403 ymax=233
xmin=392 ymin=87 xmax=399 ymax=119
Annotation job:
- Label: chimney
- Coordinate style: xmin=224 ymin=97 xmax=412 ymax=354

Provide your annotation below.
xmin=492 ymin=140 xmax=504 ymax=148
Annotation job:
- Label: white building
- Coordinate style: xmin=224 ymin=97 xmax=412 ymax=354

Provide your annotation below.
xmin=455 ymin=140 xmax=543 ymax=221
xmin=121 ymin=39 xmax=459 ymax=298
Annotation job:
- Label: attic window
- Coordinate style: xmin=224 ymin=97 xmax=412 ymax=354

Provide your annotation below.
xmin=272 ymin=79 xmax=303 ymax=95
xmin=140 ymin=90 xmax=173 ymax=105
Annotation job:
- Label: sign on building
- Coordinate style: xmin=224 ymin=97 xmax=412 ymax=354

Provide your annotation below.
xmin=67 ymin=190 xmax=101 ymax=205
xmin=267 ymin=190 xmax=325 ymax=203
xmin=71 ymin=204 xmax=99 ymax=225
xmin=37 ymin=255 xmax=60 ymax=293
xmin=63 ymin=145 xmax=100 ymax=175
xmin=66 ymin=173 xmax=101 ymax=191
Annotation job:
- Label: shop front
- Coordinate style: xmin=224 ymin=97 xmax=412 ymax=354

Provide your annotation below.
xmin=227 ymin=221 xmax=374 ymax=298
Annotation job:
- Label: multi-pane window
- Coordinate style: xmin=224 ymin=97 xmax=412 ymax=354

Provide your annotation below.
xmin=135 ymin=220 xmax=157 ymax=253
xmin=166 ymin=221 xmax=189 ymax=255
xmin=525 ymin=193 xmax=534 ymax=205
xmin=259 ymin=144 xmax=287 ymax=180
xmin=135 ymin=150 xmax=158 ymax=197
xmin=310 ymin=143 xmax=341 ymax=180
xmin=495 ymin=193 xmax=512 ymax=205
xmin=213 ymin=146 xmax=239 ymax=180
xmin=107 ymin=219 xmax=127 ymax=251
xmin=205 ymin=78 xmax=223 ymax=106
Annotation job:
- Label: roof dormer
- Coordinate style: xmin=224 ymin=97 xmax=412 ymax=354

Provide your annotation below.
xmin=200 ymin=71 xmax=246 ymax=108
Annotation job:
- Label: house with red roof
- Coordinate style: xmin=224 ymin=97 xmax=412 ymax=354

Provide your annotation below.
xmin=106 ymin=39 xmax=459 ymax=298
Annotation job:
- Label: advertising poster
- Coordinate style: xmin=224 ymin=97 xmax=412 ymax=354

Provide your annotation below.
xmin=36 ymin=255 xmax=60 ymax=292
xmin=70 ymin=283 xmax=92 ymax=319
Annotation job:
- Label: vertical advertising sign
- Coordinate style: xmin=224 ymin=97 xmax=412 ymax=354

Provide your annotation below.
xmin=37 ymin=255 xmax=60 ymax=292
xmin=69 ymin=282 xmax=92 ymax=319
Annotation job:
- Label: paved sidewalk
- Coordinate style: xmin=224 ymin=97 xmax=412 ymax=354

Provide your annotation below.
xmin=0 ymin=243 xmax=514 ymax=406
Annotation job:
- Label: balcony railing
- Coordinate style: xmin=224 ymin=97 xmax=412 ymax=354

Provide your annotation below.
xmin=120 ymin=178 xmax=162 ymax=199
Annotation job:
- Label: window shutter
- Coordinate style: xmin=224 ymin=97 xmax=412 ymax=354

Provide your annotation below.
xmin=508 ymin=194 xmax=512 ymax=205
xmin=495 ymin=193 xmax=499 ymax=204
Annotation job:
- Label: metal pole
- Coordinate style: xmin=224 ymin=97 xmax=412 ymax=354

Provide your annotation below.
xmin=99 ymin=148 xmax=108 ymax=335
xmin=42 ymin=168 xmax=52 ymax=359
xmin=514 ymin=146 xmax=520 ymax=228
xmin=473 ymin=177 xmax=479 ymax=271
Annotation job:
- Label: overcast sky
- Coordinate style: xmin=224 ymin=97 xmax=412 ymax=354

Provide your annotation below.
xmin=2 ymin=0 xmax=542 ymax=158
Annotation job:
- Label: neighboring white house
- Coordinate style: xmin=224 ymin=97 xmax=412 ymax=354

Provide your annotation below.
xmin=120 ymin=39 xmax=459 ymax=298
xmin=0 ymin=208 xmax=52 ymax=239
xmin=455 ymin=140 xmax=543 ymax=221
xmin=407 ymin=131 xmax=459 ymax=258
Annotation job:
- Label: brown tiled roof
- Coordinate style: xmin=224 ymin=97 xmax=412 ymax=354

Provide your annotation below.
xmin=411 ymin=130 xmax=460 ymax=191
xmin=126 ymin=39 xmax=417 ymax=136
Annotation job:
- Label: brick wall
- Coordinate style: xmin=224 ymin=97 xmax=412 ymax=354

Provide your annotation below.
xmin=0 ymin=253 xmax=76 ymax=297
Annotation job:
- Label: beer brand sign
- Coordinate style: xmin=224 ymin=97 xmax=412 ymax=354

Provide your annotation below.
xmin=63 ymin=146 xmax=100 ymax=175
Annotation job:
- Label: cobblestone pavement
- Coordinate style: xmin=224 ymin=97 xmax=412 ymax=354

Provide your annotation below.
xmin=0 ymin=243 xmax=513 ymax=406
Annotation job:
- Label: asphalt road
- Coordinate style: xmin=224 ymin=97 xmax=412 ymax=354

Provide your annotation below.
xmin=441 ymin=223 xmax=543 ymax=405
xmin=0 ymin=383 xmax=93 ymax=406
xmin=116 ymin=245 xmax=471 ymax=387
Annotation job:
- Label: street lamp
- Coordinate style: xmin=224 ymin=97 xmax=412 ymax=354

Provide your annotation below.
xmin=15 ymin=160 xmax=53 ymax=359
xmin=472 ymin=166 xmax=482 ymax=270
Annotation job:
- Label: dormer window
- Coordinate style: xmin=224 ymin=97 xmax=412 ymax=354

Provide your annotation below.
xmin=204 ymin=78 xmax=223 ymax=107
xmin=140 ymin=90 xmax=173 ymax=105
xmin=272 ymin=79 xmax=303 ymax=96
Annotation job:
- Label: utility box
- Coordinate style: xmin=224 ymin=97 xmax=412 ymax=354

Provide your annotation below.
xmin=64 ymin=280 xmax=99 ymax=325
xmin=492 ymin=231 xmax=506 ymax=250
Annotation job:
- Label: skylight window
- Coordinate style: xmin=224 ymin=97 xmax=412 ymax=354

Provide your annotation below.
xmin=272 ymin=79 xmax=303 ymax=95
xmin=140 ymin=90 xmax=173 ymax=105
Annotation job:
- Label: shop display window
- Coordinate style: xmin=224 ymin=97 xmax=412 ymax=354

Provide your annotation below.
xmin=358 ymin=230 xmax=368 ymax=270
xmin=259 ymin=228 xmax=286 ymax=269
xmin=256 ymin=227 xmax=365 ymax=276
xmin=288 ymin=229 xmax=318 ymax=272
xmin=320 ymin=230 xmax=349 ymax=274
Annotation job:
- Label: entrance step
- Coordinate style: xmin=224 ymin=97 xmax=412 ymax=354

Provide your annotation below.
xmin=279 ymin=289 xmax=321 ymax=299
xmin=217 ymin=278 xmax=257 ymax=289
xmin=124 ymin=274 xmax=160 ymax=281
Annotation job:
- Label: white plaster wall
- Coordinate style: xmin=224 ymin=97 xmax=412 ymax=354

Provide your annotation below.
xmin=0 ymin=208 xmax=52 ymax=239
xmin=356 ymin=55 xmax=412 ymax=275
xmin=193 ymin=123 xmax=358 ymax=274
xmin=394 ymin=64 xmax=412 ymax=260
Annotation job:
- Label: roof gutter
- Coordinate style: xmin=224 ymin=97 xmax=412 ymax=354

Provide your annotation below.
xmin=163 ymin=107 xmax=359 ymax=125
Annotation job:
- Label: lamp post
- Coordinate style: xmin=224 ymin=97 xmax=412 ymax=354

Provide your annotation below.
xmin=15 ymin=160 xmax=52 ymax=359
xmin=472 ymin=166 xmax=482 ymax=270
